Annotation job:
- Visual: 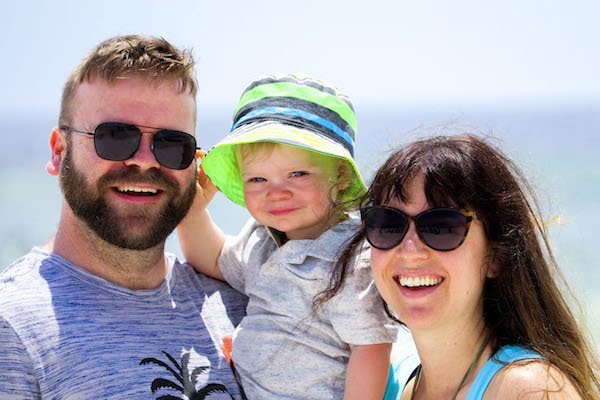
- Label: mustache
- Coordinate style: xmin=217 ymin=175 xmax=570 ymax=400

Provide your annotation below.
xmin=95 ymin=167 xmax=180 ymax=192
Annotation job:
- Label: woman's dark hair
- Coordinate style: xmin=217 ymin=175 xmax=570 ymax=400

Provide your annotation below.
xmin=316 ymin=133 xmax=599 ymax=398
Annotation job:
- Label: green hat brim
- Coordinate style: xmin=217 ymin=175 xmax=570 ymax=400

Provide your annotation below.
xmin=202 ymin=121 xmax=366 ymax=208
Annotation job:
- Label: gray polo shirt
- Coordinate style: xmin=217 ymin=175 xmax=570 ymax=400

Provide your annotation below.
xmin=219 ymin=216 xmax=399 ymax=399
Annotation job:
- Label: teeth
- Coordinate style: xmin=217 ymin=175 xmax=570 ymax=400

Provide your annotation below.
xmin=399 ymin=275 xmax=443 ymax=288
xmin=116 ymin=186 xmax=158 ymax=194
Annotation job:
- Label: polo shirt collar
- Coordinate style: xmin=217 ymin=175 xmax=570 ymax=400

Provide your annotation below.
xmin=267 ymin=215 xmax=361 ymax=264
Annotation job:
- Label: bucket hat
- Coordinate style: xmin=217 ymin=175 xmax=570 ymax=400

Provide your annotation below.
xmin=202 ymin=73 xmax=366 ymax=207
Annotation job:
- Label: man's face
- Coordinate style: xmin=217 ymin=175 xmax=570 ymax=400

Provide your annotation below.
xmin=59 ymin=76 xmax=197 ymax=250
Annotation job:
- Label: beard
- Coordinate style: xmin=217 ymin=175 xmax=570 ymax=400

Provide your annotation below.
xmin=59 ymin=148 xmax=196 ymax=250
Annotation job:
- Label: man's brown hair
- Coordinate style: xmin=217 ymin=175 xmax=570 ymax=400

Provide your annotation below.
xmin=59 ymin=34 xmax=197 ymax=126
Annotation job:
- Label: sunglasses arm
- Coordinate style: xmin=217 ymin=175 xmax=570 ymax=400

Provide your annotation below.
xmin=60 ymin=126 xmax=94 ymax=137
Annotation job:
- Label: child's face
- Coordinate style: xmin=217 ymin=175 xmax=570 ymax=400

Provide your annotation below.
xmin=241 ymin=144 xmax=342 ymax=240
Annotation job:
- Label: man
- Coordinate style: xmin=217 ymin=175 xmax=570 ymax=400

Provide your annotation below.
xmin=0 ymin=35 xmax=247 ymax=399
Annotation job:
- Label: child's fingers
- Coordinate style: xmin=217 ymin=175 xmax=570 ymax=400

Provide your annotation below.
xmin=196 ymin=149 xmax=207 ymax=160
xmin=197 ymin=166 xmax=216 ymax=190
xmin=196 ymin=158 xmax=219 ymax=198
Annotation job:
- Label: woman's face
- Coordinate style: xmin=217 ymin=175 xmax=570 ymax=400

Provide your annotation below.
xmin=369 ymin=176 xmax=497 ymax=333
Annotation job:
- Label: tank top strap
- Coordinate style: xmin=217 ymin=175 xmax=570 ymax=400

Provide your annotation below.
xmin=465 ymin=345 xmax=544 ymax=400
xmin=383 ymin=352 xmax=421 ymax=400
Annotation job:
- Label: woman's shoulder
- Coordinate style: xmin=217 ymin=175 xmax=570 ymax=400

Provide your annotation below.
xmin=383 ymin=352 xmax=420 ymax=400
xmin=483 ymin=357 xmax=581 ymax=399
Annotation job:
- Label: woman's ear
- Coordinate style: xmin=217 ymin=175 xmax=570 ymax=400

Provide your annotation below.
xmin=485 ymin=248 xmax=501 ymax=278
xmin=46 ymin=127 xmax=66 ymax=176
xmin=486 ymin=262 xmax=500 ymax=278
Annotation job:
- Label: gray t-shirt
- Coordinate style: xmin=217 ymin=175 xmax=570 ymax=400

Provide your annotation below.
xmin=0 ymin=248 xmax=248 ymax=399
xmin=219 ymin=216 xmax=400 ymax=399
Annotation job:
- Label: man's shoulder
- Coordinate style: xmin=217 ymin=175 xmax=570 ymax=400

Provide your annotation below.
xmin=171 ymin=256 xmax=248 ymax=327
xmin=0 ymin=249 xmax=50 ymax=291
xmin=0 ymin=249 xmax=59 ymax=323
xmin=171 ymin=256 xmax=248 ymax=302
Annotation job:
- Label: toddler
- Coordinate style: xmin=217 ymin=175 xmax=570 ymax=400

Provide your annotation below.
xmin=178 ymin=73 xmax=398 ymax=399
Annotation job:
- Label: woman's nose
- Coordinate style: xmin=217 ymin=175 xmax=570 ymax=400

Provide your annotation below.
xmin=395 ymin=223 xmax=429 ymax=260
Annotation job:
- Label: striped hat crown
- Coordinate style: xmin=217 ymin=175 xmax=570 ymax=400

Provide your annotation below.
xmin=230 ymin=74 xmax=357 ymax=157
xmin=202 ymin=73 xmax=366 ymax=208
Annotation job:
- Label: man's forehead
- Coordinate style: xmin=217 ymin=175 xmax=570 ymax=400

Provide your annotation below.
xmin=77 ymin=74 xmax=187 ymax=95
xmin=71 ymin=75 xmax=196 ymax=129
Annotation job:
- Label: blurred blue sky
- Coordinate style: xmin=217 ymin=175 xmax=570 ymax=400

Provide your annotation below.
xmin=2 ymin=1 xmax=600 ymax=341
xmin=2 ymin=0 xmax=599 ymax=119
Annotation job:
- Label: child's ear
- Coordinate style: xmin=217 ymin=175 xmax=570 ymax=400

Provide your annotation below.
xmin=336 ymin=160 xmax=351 ymax=191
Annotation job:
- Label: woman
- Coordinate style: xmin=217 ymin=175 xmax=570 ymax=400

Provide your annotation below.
xmin=320 ymin=134 xmax=599 ymax=399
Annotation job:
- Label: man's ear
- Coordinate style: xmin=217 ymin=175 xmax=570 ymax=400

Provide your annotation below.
xmin=46 ymin=127 xmax=66 ymax=176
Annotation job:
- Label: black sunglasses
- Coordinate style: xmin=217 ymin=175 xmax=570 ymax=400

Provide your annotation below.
xmin=61 ymin=122 xmax=200 ymax=170
xmin=360 ymin=206 xmax=475 ymax=251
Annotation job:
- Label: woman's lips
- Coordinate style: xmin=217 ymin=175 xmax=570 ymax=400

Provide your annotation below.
xmin=397 ymin=275 xmax=443 ymax=287
xmin=393 ymin=274 xmax=445 ymax=298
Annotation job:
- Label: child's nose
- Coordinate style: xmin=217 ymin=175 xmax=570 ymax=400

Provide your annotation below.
xmin=266 ymin=183 xmax=293 ymax=201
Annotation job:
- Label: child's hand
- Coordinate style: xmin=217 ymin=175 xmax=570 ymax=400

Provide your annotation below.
xmin=177 ymin=150 xmax=226 ymax=281
xmin=191 ymin=150 xmax=219 ymax=210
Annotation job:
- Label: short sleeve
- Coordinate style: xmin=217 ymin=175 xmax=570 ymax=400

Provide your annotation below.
xmin=0 ymin=316 xmax=40 ymax=399
xmin=327 ymin=243 xmax=399 ymax=345
xmin=218 ymin=218 xmax=276 ymax=295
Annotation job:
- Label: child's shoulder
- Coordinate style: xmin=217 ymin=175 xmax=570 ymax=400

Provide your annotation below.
xmin=225 ymin=217 xmax=279 ymax=254
xmin=325 ymin=216 xmax=371 ymax=272
xmin=236 ymin=217 xmax=272 ymax=240
xmin=329 ymin=214 xmax=362 ymax=239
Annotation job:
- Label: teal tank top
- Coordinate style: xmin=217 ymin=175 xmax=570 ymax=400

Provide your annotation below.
xmin=383 ymin=345 xmax=544 ymax=400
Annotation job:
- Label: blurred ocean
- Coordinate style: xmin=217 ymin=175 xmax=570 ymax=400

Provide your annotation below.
xmin=1 ymin=105 xmax=599 ymax=345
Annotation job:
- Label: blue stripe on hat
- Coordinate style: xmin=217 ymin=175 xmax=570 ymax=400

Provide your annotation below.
xmin=231 ymin=107 xmax=355 ymax=154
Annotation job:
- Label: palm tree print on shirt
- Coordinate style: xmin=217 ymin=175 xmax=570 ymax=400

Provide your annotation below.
xmin=140 ymin=350 xmax=234 ymax=399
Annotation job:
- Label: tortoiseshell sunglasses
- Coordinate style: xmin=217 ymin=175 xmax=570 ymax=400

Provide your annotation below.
xmin=360 ymin=206 xmax=475 ymax=251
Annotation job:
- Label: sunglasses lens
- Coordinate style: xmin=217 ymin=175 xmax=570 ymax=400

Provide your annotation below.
xmin=94 ymin=123 xmax=141 ymax=161
xmin=154 ymin=131 xmax=197 ymax=170
xmin=363 ymin=207 xmax=409 ymax=250
xmin=417 ymin=209 xmax=468 ymax=251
